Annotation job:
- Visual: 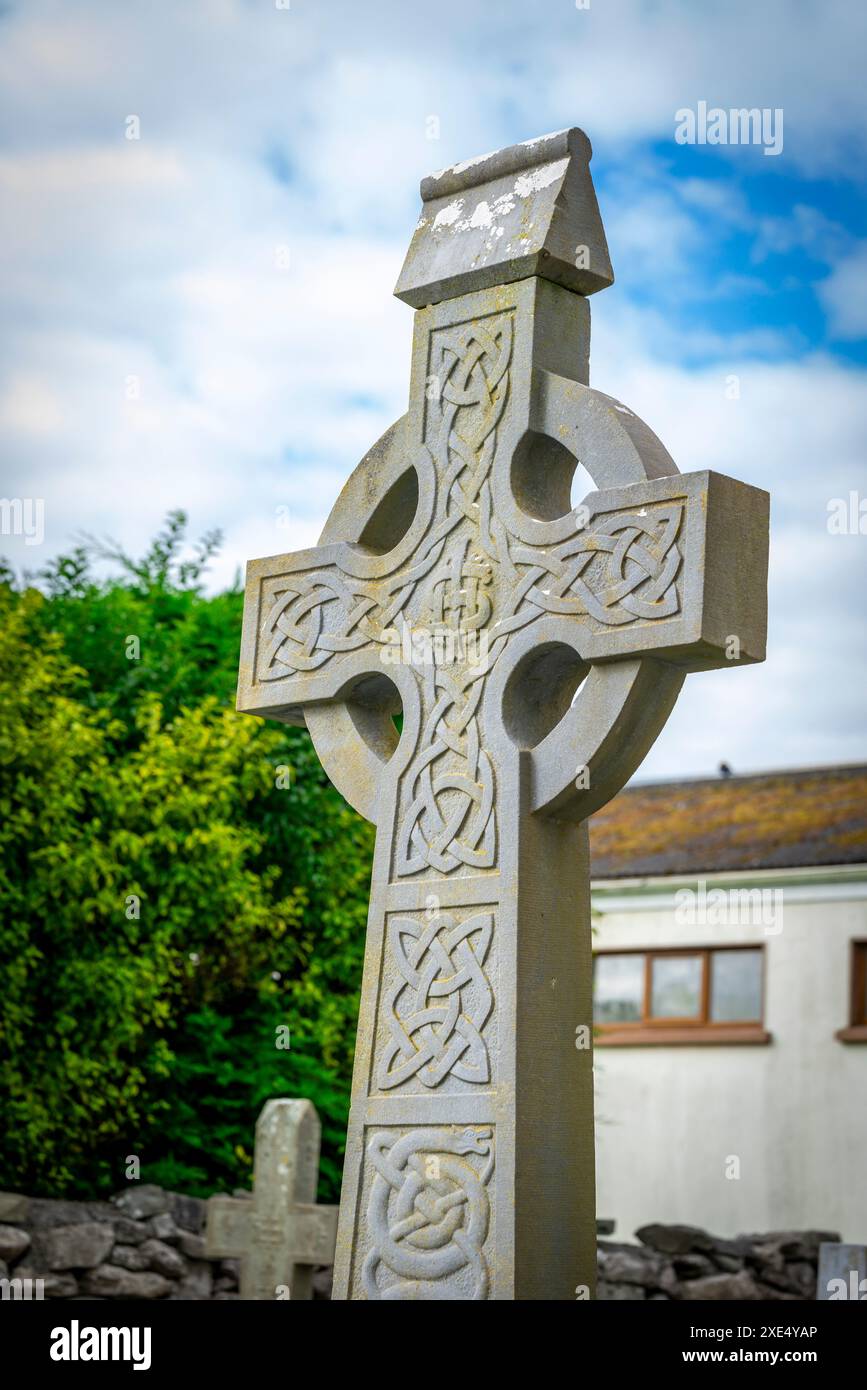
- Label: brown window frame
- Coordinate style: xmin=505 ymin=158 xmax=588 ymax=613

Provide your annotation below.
xmin=836 ymin=939 xmax=867 ymax=1043
xmin=594 ymin=944 xmax=770 ymax=1046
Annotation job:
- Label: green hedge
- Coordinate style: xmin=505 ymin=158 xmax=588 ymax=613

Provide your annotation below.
xmin=0 ymin=515 xmax=374 ymax=1201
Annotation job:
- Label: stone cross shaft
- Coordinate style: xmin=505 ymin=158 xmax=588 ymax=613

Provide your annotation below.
xmin=206 ymin=1099 xmax=337 ymax=1299
xmin=238 ymin=128 xmax=769 ymax=1300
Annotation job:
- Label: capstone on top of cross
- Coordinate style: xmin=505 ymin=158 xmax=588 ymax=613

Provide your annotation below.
xmin=394 ymin=126 xmax=614 ymax=309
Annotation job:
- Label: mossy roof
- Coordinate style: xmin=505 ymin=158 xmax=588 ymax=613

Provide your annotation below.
xmin=589 ymin=764 xmax=867 ymax=878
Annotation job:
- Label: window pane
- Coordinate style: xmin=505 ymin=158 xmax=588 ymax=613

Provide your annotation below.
xmin=650 ymin=955 xmax=702 ymax=1019
xmin=594 ymin=954 xmax=645 ymax=1023
xmin=710 ymin=949 xmax=763 ymax=1022
xmin=859 ymin=944 xmax=867 ymax=1024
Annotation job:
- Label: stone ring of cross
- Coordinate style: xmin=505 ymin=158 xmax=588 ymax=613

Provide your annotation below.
xmin=242 ymin=278 xmax=764 ymax=839
xmin=285 ymin=360 xmax=698 ymax=831
xmin=237 ymin=127 xmax=769 ymax=1299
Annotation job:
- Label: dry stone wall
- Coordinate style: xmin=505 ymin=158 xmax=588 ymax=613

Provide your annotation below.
xmin=0 ymin=1189 xmax=835 ymax=1301
xmin=0 ymin=1185 xmax=331 ymax=1301
xmin=598 ymin=1224 xmax=839 ymax=1300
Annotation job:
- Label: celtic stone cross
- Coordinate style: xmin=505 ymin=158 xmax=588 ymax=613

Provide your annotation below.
xmin=206 ymin=1099 xmax=337 ymax=1299
xmin=238 ymin=128 xmax=769 ymax=1300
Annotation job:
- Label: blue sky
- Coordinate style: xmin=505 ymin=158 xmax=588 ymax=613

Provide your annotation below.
xmin=1 ymin=0 xmax=865 ymax=779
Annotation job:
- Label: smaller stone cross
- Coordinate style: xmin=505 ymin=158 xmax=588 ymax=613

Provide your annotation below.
xmin=206 ymin=1099 xmax=338 ymax=1300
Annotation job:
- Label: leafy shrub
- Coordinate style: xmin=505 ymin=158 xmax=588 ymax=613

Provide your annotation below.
xmin=0 ymin=517 xmax=374 ymax=1200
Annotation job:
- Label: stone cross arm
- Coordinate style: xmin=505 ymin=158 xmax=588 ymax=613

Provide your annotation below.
xmin=240 ymin=464 xmax=765 ymax=703
xmin=239 ymin=443 xmax=767 ymax=827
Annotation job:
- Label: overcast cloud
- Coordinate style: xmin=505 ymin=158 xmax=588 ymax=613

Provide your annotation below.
xmin=1 ymin=0 xmax=865 ymax=780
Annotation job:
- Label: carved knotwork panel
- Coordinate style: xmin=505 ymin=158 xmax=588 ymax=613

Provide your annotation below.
xmin=253 ymin=496 xmax=684 ymax=685
xmin=354 ymin=1124 xmax=495 ymax=1301
xmin=373 ymin=907 xmax=497 ymax=1094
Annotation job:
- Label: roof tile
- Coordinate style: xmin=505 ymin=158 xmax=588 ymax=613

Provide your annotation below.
xmin=589 ymin=765 xmax=867 ymax=878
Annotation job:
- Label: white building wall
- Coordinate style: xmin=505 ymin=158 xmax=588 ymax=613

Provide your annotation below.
xmin=592 ymin=867 xmax=867 ymax=1244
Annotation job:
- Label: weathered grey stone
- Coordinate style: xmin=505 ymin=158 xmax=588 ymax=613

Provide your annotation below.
xmin=780 ymin=1260 xmax=817 ymax=1297
xmin=680 ymin=1270 xmax=762 ymax=1301
xmin=673 ymin=1253 xmax=716 ymax=1280
xmin=636 ymin=1223 xmax=716 ymax=1256
xmin=754 ymin=1279 xmax=804 ymax=1301
xmin=206 ymin=1100 xmax=337 ymax=1300
xmin=170 ymin=1260 xmax=213 ymax=1301
xmin=178 ymin=1230 xmax=207 ymax=1261
xmin=0 ymin=1193 xmax=29 ymax=1223
xmin=110 ymin=1244 xmax=150 ymax=1272
xmin=149 ymin=1212 xmax=181 ymax=1244
xmin=598 ymin=1246 xmax=664 ymax=1288
xmin=14 ymin=1266 xmax=78 ymax=1298
xmin=817 ymin=1242 xmax=867 ymax=1300
xmin=113 ymin=1217 xmax=151 ymax=1245
xmin=27 ymin=1198 xmax=115 ymax=1228
xmin=744 ymin=1229 xmax=840 ymax=1262
xmin=171 ymin=1193 xmax=206 ymax=1234
xmin=113 ymin=1185 xmax=171 ymax=1220
xmin=0 ymin=1258 xmax=7 ymax=1277
xmin=709 ymin=1251 xmax=745 ymax=1273
xmin=236 ymin=128 xmax=770 ymax=1301
xmin=710 ymin=1236 xmax=751 ymax=1259
xmin=394 ymin=128 xmax=613 ymax=308
xmin=82 ymin=1265 xmax=171 ymax=1300
xmin=749 ymin=1241 xmax=786 ymax=1275
xmin=597 ymin=1280 xmax=646 ymax=1300
xmin=140 ymin=1238 xmax=186 ymax=1279
xmin=596 ymin=1240 xmax=678 ymax=1295
xmin=31 ymin=1221 xmax=114 ymax=1271
xmin=0 ymin=1224 xmax=31 ymax=1263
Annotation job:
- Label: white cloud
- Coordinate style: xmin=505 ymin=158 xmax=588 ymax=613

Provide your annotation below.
xmin=0 ymin=0 xmax=865 ymax=780
xmin=750 ymin=203 xmax=849 ymax=266
xmin=818 ymin=243 xmax=867 ymax=341
xmin=1 ymin=0 xmax=867 ymax=177
xmin=583 ymin=343 xmax=867 ymax=777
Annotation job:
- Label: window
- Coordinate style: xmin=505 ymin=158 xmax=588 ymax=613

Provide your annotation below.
xmin=651 ymin=954 xmax=703 ymax=1019
xmin=710 ymin=949 xmax=764 ymax=1022
xmin=594 ymin=953 xmax=645 ymax=1024
xmin=836 ymin=940 xmax=867 ymax=1043
xmin=594 ymin=947 xmax=768 ymax=1045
